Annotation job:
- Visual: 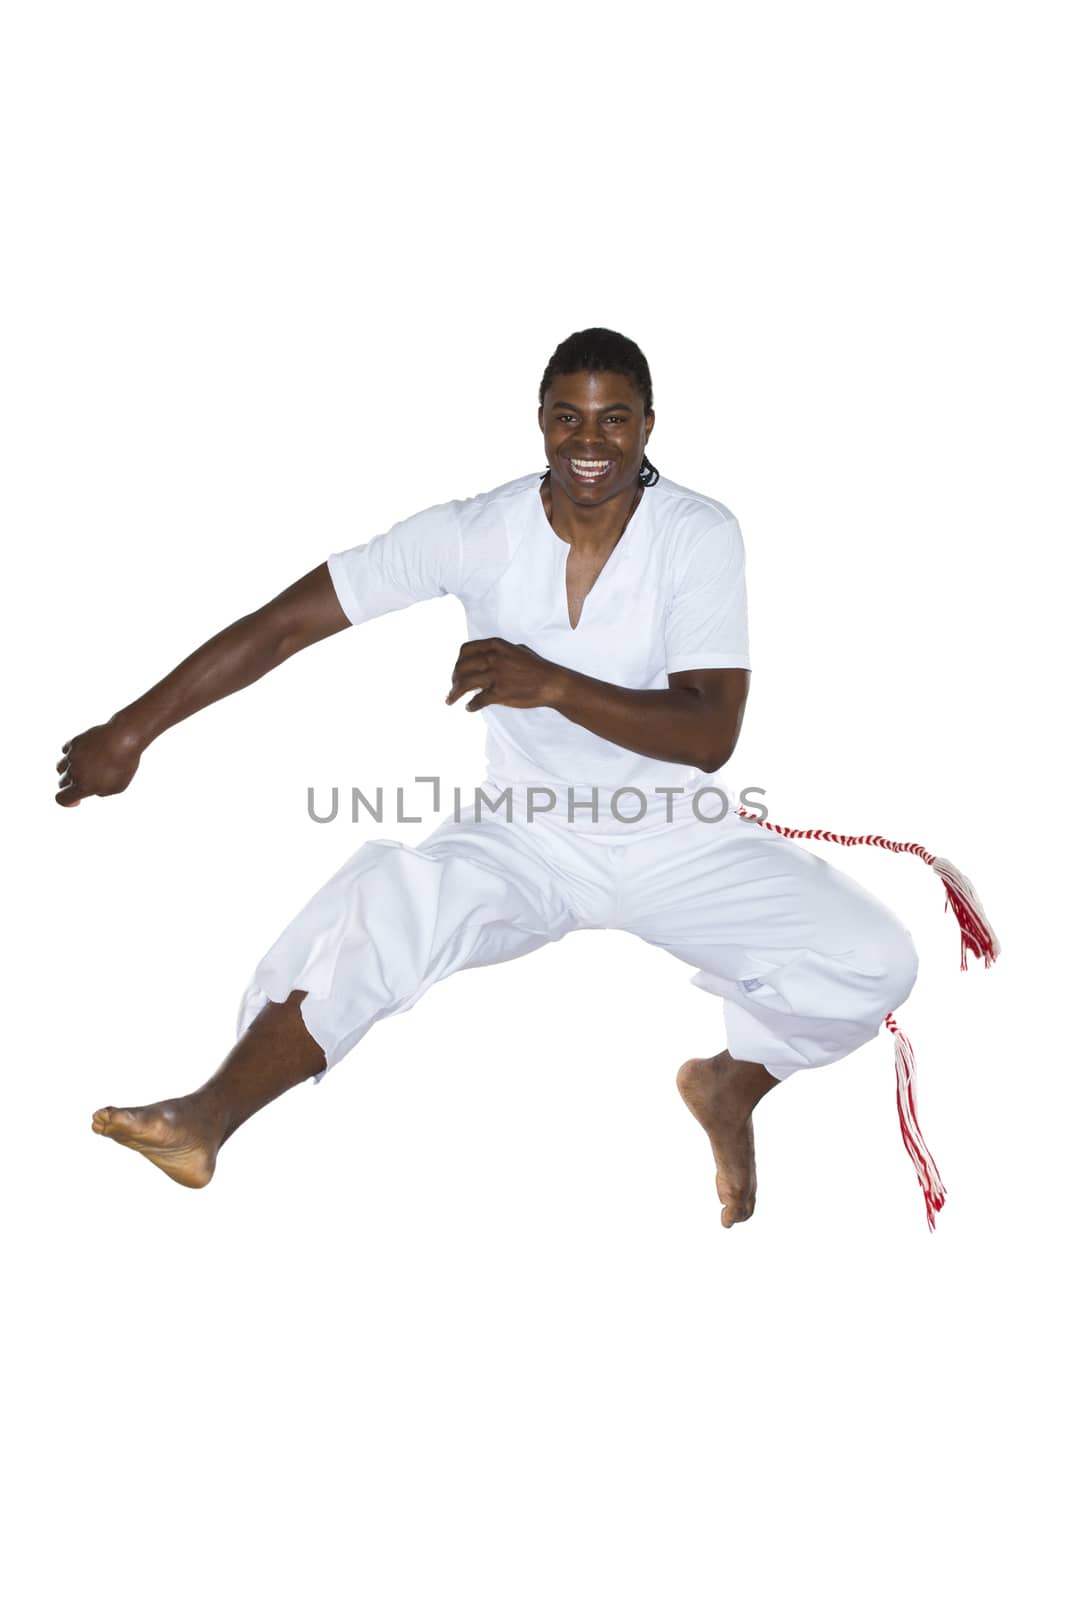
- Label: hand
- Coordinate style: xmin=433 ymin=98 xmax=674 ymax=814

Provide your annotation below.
xmin=445 ymin=638 xmax=565 ymax=713
xmin=55 ymin=716 xmax=146 ymax=807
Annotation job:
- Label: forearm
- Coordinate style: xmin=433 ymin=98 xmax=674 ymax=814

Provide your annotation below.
xmin=112 ymin=609 xmax=293 ymax=748
xmin=547 ymin=667 xmax=727 ymax=772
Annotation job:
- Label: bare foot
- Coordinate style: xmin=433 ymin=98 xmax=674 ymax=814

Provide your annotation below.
xmin=91 ymin=1097 xmax=223 ymax=1188
xmin=676 ymin=1053 xmax=775 ymax=1227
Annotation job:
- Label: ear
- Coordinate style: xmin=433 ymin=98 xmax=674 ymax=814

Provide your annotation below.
xmin=644 ymin=408 xmax=655 ymax=440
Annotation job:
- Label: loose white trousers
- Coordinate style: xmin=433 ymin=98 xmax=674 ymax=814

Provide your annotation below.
xmin=236 ymin=804 xmax=919 ymax=1086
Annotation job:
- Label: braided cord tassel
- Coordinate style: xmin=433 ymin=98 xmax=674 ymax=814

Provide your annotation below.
xmin=885 ymin=1011 xmax=947 ymax=1231
xmin=931 ymin=856 xmax=1002 ymax=971
xmin=734 ymin=806 xmax=1001 ymax=1229
xmin=734 ymin=808 xmax=1001 ymax=971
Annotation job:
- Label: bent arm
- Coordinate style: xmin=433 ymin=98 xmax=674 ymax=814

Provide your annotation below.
xmin=447 ymin=641 xmax=750 ymax=774
xmin=549 ymin=665 xmax=750 ymax=773
xmin=112 ymin=561 xmax=350 ymax=748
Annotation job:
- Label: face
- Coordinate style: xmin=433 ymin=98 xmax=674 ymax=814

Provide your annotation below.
xmin=539 ymin=369 xmax=655 ymax=504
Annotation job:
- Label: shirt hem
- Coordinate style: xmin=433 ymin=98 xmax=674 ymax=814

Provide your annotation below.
xmin=665 ymin=653 xmax=751 ymax=673
xmin=326 ymin=551 xmax=370 ymax=626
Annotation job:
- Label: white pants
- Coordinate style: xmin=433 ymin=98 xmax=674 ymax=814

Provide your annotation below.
xmin=236 ymin=803 xmax=919 ymax=1086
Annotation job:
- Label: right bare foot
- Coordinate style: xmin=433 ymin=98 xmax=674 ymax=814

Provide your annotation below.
xmin=676 ymin=1053 xmax=776 ymax=1228
xmin=91 ymin=1097 xmax=223 ymax=1188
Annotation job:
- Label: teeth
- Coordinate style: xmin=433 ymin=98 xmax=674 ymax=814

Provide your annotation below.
xmin=570 ymin=459 xmax=611 ymax=472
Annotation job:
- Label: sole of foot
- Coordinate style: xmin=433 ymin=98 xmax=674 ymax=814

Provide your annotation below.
xmin=91 ymin=1101 xmax=219 ymax=1189
xmin=676 ymin=1056 xmax=758 ymax=1228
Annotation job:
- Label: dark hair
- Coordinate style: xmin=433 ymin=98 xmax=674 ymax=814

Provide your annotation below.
xmin=538 ymin=327 xmax=660 ymax=487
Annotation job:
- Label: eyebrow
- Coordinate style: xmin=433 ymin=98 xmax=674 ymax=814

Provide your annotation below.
xmin=550 ymin=400 xmax=635 ymax=413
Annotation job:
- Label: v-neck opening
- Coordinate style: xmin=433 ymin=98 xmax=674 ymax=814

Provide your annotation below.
xmin=534 ymin=475 xmax=650 ymax=632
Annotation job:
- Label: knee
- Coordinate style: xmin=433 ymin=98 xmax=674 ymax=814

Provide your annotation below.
xmin=876 ymin=921 xmax=919 ymax=1014
xmin=813 ymin=923 xmax=918 ymax=1064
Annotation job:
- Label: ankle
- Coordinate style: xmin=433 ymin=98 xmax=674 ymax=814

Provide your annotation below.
xmin=714 ymin=1051 xmax=780 ymax=1113
xmin=183 ymin=1088 xmax=234 ymax=1146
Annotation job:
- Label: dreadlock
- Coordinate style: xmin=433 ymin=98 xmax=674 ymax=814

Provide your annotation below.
xmin=538 ymin=327 xmax=660 ymax=487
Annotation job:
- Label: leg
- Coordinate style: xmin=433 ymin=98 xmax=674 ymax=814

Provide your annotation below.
xmin=675 ymin=1050 xmax=779 ymax=1228
xmin=235 ymin=828 xmax=577 ymax=1088
xmin=93 ymin=809 xmax=577 ymax=1187
xmin=616 ymin=808 xmax=920 ymax=1226
xmin=91 ymin=988 xmax=324 ymax=1188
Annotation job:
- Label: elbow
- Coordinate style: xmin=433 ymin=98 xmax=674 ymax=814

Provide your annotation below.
xmin=681 ymin=690 xmax=744 ymax=774
xmin=275 ymin=630 xmax=302 ymax=663
xmin=693 ymin=740 xmax=736 ymax=775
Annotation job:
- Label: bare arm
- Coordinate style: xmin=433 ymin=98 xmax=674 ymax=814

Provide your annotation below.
xmin=55 ymin=562 xmax=350 ymax=806
xmin=446 ymin=639 xmax=750 ymax=773
xmin=548 ymin=665 xmax=750 ymax=772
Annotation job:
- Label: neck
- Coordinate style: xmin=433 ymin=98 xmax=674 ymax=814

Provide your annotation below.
xmin=540 ymin=472 xmax=644 ymax=552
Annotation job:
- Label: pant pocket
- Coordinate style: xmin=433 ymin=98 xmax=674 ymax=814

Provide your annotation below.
xmin=688 ymin=946 xmax=799 ymax=1003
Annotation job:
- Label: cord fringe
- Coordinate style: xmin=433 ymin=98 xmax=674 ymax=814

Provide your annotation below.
xmin=734 ymin=806 xmax=999 ymax=1228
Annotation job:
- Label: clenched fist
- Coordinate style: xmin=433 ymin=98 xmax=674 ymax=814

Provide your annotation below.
xmin=55 ymin=718 xmax=145 ymax=807
xmin=445 ymin=638 xmax=566 ymax=713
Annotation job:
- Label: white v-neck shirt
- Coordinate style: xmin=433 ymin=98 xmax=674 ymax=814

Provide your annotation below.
xmin=327 ymin=471 xmax=751 ymax=836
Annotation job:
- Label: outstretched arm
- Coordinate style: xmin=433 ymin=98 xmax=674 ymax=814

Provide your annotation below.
xmin=55 ymin=563 xmax=350 ymax=806
xmin=446 ymin=639 xmax=750 ymax=773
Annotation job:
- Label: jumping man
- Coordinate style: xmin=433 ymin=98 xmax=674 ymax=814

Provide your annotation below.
xmin=57 ymin=328 xmax=919 ymax=1227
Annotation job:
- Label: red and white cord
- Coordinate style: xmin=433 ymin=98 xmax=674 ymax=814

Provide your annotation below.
xmin=735 ymin=806 xmax=1000 ymax=1230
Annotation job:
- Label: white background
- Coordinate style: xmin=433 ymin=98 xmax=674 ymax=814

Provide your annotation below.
xmin=5 ymin=3 xmax=1063 ymax=1596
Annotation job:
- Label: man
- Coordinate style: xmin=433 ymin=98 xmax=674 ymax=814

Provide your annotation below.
xmin=57 ymin=327 xmax=918 ymax=1227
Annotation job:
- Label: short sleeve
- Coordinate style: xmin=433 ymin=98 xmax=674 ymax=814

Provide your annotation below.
xmin=326 ymin=499 xmax=462 ymax=626
xmin=664 ymin=514 xmax=751 ymax=673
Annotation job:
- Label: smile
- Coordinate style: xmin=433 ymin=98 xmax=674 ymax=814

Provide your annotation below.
xmin=566 ymin=458 xmax=614 ymax=482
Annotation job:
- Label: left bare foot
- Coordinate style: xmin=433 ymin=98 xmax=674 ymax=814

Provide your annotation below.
xmin=91 ymin=1097 xmax=223 ymax=1188
xmin=676 ymin=1054 xmax=771 ymax=1227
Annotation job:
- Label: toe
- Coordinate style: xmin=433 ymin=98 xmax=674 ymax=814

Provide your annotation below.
xmin=718 ymin=1183 xmax=754 ymax=1227
xmin=93 ymin=1106 xmax=142 ymax=1140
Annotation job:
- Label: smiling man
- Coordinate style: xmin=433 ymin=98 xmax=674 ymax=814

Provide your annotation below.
xmin=58 ymin=327 xmax=919 ymax=1227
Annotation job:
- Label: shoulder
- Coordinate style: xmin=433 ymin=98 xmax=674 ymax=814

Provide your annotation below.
xmin=646 ymin=474 xmax=738 ymax=532
xmin=445 ymin=471 xmax=540 ymax=599
xmin=449 ymin=471 xmax=542 ymax=524
xmin=645 ymin=477 xmax=743 ymax=573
